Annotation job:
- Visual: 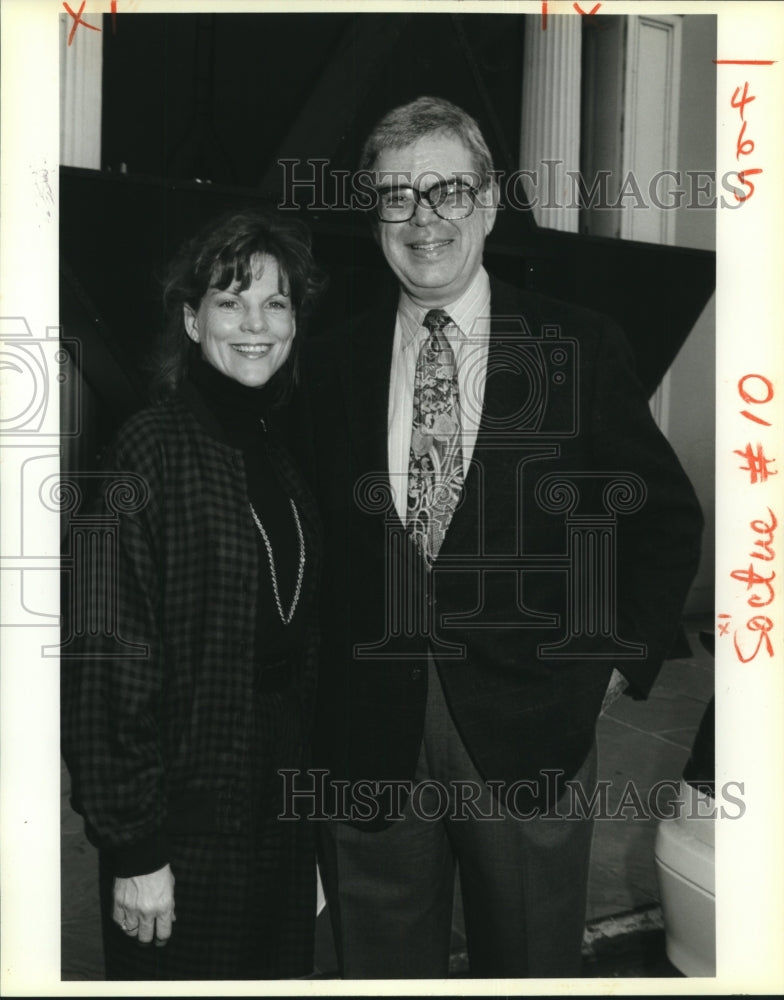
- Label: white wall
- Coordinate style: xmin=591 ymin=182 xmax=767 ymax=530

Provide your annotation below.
xmin=580 ymin=13 xmax=716 ymax=615
xmin=665 ymin=15 xmax=717 ymax=615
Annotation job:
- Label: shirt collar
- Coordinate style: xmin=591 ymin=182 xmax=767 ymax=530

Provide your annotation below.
xmin=397 ymin=267 xmax=491 ymax=350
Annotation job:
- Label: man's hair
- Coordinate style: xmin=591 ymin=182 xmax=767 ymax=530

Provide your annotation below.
xmin=359 ymin=96 xmax=495 ymax=188
xmin=150 ymin=206 xmax=324 ymax=403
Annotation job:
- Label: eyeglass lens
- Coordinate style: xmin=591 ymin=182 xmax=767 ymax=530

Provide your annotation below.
xmin=377 ymin=181 xmax=476 ymax=221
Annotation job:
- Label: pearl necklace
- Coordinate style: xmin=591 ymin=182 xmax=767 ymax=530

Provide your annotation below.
xmin=249 ymin=499 xmax=305 ymax=625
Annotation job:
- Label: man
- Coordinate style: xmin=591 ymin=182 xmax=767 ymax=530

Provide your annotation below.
xmin=302 ymin=96 xmax=703 ymax=978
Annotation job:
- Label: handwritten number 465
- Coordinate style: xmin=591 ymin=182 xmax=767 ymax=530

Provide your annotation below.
xmin=731 ymin=81 xmax=763 ymax=201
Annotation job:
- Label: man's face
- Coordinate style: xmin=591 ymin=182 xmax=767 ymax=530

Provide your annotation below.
xmin=372 ymin=133 xmax=497 ymax=308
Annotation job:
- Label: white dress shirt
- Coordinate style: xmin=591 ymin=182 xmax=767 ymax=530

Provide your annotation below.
xmin=387 ymin=267 xmax=492 ymax=523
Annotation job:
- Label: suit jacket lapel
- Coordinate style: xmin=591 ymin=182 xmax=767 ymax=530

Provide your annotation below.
xmin=338 ymin=273 xmax=532 ymax=551
xmin=439 ymin=277 xmax=531 ymax=556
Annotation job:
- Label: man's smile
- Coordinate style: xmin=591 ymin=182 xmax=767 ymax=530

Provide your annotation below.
xmin=407 ymin=238 xmax=454 ymax=254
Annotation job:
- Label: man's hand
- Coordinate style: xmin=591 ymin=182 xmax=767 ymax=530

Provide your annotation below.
xmin=113 ymin=863 xmax=176 ymax=947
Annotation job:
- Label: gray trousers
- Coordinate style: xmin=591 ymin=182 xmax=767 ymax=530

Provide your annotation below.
xmin=319 ymin=657 xmax=597 ymax=979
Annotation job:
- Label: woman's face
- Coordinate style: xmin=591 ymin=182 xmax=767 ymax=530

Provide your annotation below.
xmin=183 ymin=254 xmax=295 ymax=388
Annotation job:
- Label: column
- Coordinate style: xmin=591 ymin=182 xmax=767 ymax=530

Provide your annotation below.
xmin=60 ymin=11 xmax=102 ymax=168
xmin=519 ymin=14 xmax=582 ymax=232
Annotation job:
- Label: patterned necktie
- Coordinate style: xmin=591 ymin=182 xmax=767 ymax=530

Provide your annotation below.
xmin=407 ymin=309 xmax=465 ymax=565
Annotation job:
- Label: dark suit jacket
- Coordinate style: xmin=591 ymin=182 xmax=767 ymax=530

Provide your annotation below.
xmin=302 ymin=274 xmax=703 ymax=825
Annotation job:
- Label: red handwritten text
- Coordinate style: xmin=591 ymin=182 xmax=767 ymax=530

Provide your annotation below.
xmin=64 ymin=0 xmax=120 ymax=45
xmin=723 ymin=372 xmax=779 ymax=663
xmin=733 ymin=615 xmax=774 ymax=663
xmin=739 ymin=373 xmax=774 ymax=426
xmin=541 ymin=2 xmax=601 ymax=30
xmin=735 ymin=443 xmax=778 ymax=484
xmin=731 ymin=508 xmax=777 ymax=608
xmin=728 ymin=509 xmax=777 ymax=663
xmin=63 ymin=2 xmax=99 ymax=46
xmin=729 ymin=79 xmax=763 ymax=202
xmin=734 ymin=373 xmax=776 ymax=483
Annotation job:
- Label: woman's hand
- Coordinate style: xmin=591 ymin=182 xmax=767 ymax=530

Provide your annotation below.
xmin=113 ymin=863 xmax=176 ymax=946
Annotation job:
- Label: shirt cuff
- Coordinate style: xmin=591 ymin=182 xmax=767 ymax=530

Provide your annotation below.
xmin=105 ymin=832 xmax=171 ymax=878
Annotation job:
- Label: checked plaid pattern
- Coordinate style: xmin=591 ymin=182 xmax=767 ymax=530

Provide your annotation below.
xmin=407 ymin=309 xmax=464 ymax=565
xmin=61 ymin=388 xmax=320 ymax=978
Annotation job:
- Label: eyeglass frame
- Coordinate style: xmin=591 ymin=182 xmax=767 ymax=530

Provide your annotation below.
xmin=372 ymin=176 xmax=485 ymax=224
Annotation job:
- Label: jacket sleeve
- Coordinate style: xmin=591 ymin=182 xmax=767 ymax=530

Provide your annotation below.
xmin=589 ymin=319 xmax=704 ymax=697
xmin=61 ymin=422 xmax=171 ymax=877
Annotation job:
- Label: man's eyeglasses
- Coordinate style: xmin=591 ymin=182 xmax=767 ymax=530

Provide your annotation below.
xmin=375 ymin=179 xmax=481 ymax=223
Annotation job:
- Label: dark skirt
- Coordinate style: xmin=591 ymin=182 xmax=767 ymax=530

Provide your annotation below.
xmin=100 ymin=687 xmax=316 ymax=980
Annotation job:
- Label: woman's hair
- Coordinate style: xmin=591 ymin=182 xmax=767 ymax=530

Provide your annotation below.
xmin=150 ymin=206 xmax=324 ymax=403
xmin=358 ymin=95 xmax=495 ymax=187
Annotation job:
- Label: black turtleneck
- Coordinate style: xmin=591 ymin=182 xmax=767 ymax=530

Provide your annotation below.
xmin=186 ymin=351 xmax=304 ymax=664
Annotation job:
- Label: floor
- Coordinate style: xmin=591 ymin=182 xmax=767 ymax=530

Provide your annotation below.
xmin=588 ymin=617 xmax=714 ymax=923
xmin=60 ymin=615 xmax=713 ymax=981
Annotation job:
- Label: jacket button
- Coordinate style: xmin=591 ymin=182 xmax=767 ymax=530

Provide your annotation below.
xmin=410 ymin=667 xmax=422 ymax=681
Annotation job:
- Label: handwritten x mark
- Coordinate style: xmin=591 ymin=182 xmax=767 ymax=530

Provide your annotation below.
xmin=63 ymin=1 xmax=100 ymax=46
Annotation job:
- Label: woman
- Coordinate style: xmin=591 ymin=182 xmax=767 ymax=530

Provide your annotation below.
xmin=62 ymin=208 xmax=323 ymax=980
